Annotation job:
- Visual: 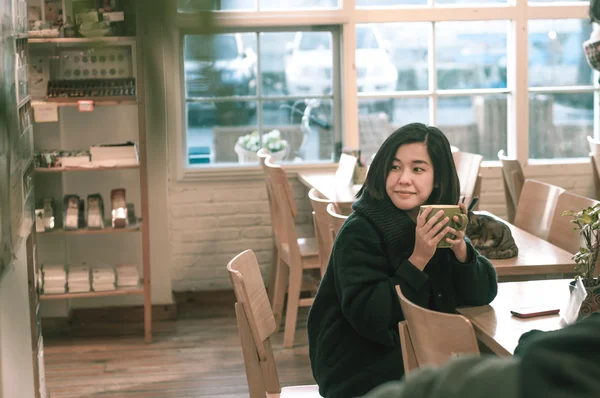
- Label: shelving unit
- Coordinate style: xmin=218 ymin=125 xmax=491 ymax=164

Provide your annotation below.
xmin=40 ymin=286 xmax=144 ymax=301
xmin=35 ymin=164 xmax=140 ymax=172
xmin=31 ymin=2 xmax=152 ymax=343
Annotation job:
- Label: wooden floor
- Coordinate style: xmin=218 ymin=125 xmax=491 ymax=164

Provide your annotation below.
xmin=43 ymin=293 xmax=315 ymax=398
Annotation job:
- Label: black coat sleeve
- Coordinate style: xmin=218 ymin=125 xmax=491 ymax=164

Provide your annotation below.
xmin=333 ymin=217 xmax=429 ymax=348
xmin=450 ymin=240 xmax=498 ymax=306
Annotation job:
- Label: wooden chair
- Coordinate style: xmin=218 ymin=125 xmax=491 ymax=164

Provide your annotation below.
xmin=258 ymin=149 xmax=279 ymax=305
xmin=587 ymin=136 xmax=600 ymax=200
xmin=326 ymin=203 xmax=349 ymax=239
xmin=264 ymin=157 xmax=320 ymax=348
xmin=498 ymin=150 xmax=525 ymax=223
xmin=548 ymin=192 xmax=600 ymax=254
xmin=395 ymin=285 xmax=480 ymax=371
xmin=398 ymin=321 xmax=419 ymax=374
xmin=513 ymin=179 xmax=564 ymax=240
xmin=452 ymin=151 xmax=483 ymax=209
xmin=227 ymin=250 xmax=322 ymax=398
xmin=308 ymin=188 xmax=333 ymax=278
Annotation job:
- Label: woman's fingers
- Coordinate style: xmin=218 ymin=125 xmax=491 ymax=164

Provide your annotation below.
xmin=416 ymin=207 xmax=432 ymax=228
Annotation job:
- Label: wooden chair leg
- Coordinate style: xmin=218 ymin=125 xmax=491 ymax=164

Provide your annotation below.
xmin=272 ymin=257 xmax=288 ymax=331
xmin=283 ymin=266 xmax=303 ymax=348
xmin=267 ymin=242 xmax=278 ymax=305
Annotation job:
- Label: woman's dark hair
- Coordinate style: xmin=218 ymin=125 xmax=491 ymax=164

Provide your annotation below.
xmin=356 ymin=122 xmax=460 ymax=205
xmin=591 ymin=0 xmax=600 ymax=23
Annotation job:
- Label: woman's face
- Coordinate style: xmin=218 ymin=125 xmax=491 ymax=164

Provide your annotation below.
xmin=385 ymin=142 xmax=435 ymax=213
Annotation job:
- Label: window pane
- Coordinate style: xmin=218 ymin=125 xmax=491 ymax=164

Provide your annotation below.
xmin=186 ymin=100 xmax=258 ymax=165
xmin=436 ymin=0 xmax=506 ymax=3
xmin=357 ymin=23 xmax=428 ymax=93
xmin=357 ymin=0 xmax=426 ymax=6
xmin=358 ymin=98 xmax=429 ymax=161
xmin=529 ymin=0 xmax=585 ymax=3
xmin=259 ymin=0 xmax=337 ymax=9
xmin=436 ymin=21 xmax=508 ymax=90
xmin=284 ymin=31 xmax=334 ymax=97
xmin=437 ymin=95 xmax=508 ymax=160
xmin=260 ymin=32 xmax=299 ymax=96
xmin=178 ymin=0 xmax=255 ymax=11
xmin=528 ymin=19 xmax=593 ymax=87
xmin=184 ymin=33 xmax=257 ymax=99
xmin=261 ymin=99 xmax=335 ymax=162
xmin=529 ymin=93 xmax=593 ymax=159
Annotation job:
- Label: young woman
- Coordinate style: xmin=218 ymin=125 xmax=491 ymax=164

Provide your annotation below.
xmin=307 ymin=123 xmax=498 ymax=398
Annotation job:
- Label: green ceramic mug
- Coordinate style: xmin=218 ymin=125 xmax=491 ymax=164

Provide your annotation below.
xmin=419 ymin=205 xmax=468 ymax=248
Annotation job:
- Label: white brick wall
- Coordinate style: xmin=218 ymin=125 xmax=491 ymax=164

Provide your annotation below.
xmin=168 ymin=178 xmax=313 ymax=291
xmin=168 ymin=162 xmax=596 ymax=291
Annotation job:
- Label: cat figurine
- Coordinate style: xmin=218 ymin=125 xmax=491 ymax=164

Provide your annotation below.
xmin=465 ymin=211 xmax=518 ymax=259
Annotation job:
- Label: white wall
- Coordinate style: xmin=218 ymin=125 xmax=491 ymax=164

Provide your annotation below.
xmin=0 ymin=243 xmax=35 ymax=398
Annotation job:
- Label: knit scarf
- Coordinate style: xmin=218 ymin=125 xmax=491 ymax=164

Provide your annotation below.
xmin=352 ymin=191 xmax=416 ymax=256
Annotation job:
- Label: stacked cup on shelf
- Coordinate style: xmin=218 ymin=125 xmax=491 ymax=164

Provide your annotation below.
xmin=68 ymin=265 xmax=91 ymax=293
xmin=116 ymin=264 xmax=140 ymax=287
xmin=42 ymin=264 xmax=66 ymax=294
xmin=92 ymin=265 xmax=116 ymax=291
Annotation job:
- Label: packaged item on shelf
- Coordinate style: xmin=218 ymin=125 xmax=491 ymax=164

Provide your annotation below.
xmin=56 ymin=150 xmax=91 ymax=168
xmin=110 ymin=188 xmax=127 ymax=228
xmin=126 ymin=202 xmax=136 ymax=225
xmin=90 ymin=141 xmax=138 ymax=166
xmin=67 ymin=265 xmax=91 ymax=293
xmin=42 ymin=264 xmax=66 ymax=294
xmin=91 ymin=265 xmax=116 ymax=291
xmin=35 ymin=209 xmax=45 ymax=233
xmin=116 ymin=264 xmax=139 ymax=287
xmin=63 ymin=194 xmax=81 ymax=230
xmin=46 ymin=78 xmax=136 ymax=100
xmin=42 ymin=197 xmax=54 ymax=230
xmin=86 ymin=193 xmax=105 ymax=229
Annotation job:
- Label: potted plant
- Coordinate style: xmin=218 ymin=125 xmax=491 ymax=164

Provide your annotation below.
xmin=234 ymin=129 xmax=289 ymax=164
xmin=562 ymin=203 xmax=600 ymax=320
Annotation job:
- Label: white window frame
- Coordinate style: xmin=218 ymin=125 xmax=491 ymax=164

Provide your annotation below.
xmin=167 ymin=0 xmax=593 ymax=182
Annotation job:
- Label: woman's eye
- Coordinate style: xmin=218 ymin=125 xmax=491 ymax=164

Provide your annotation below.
xmin=391 ymin=165 xmax=400 ymax=170
xmin=413 ymin=167 xmax=424 ymax=173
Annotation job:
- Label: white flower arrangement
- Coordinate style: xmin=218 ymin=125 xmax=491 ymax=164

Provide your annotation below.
xmin=236 ymin=129 xmax=288 ymax=154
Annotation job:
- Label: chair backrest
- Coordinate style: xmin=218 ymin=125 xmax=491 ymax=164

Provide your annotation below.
xmin=398 ymin=321 xmax=419 ymax=374
xmin=263 ymin=158 xmax=301 ymax=261
xmin=513 ymin=179 xmax=564 ymax=240
xmin=498 ymin=150 xmax=525 ymax=223
xmin=452 ymin=151 xmax=483 ymax=206
xmin=227 ymin=250 xmax=281 ymax=397
xmin=327 ymin=203 xmax=349 ymax=239
xmin=548 ymin=192 xmax=600 ymax=254
xmin=587 ymin=135 xmax=600 ymax=157
xmin=395 ymin=285 xmax=479 ymax=368
xmin=308 ymin=188 xmax=333 ymax=277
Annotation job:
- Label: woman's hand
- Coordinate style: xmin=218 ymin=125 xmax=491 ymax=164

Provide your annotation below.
xmin=445 ymin=202 xmax=468 ymax=262
xmin=409 ymin=207 xmax=452 ymax=271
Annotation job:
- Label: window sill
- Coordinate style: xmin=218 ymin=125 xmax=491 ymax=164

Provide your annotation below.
xmin=177 ymin=161 xmax=338 ymax=182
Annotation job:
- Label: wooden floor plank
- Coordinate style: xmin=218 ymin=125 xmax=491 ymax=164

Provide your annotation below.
xmin=45 ymin=303 xmax=314 ymax=397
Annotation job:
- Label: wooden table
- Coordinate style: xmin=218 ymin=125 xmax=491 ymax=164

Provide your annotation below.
xmin=476 ymin=211 xmax=575 ymax=278
xmin=298 ymin=171 xmax=576 ymax=278
xmin=457 ymin=279 xmax=570 ymax=356
xmin=297 ymin=171 xmax=361 ymax=204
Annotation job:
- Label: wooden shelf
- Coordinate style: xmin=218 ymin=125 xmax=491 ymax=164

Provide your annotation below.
xmin=29 ymin=37 xmax=136 ymax=45
xmin=35 ymin=164 xmax=140 ymax=173
xmin=40 ymin=285 xmax=144 ymax=300
xmin=38 ymin=221 xmax=142 ymax=236
xmin=42 ymin=97 xmax=138 ymax=106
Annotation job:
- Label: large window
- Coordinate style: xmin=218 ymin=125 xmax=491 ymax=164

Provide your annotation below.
xmin=183 ymin=29 xmax=337 ymax=166
xmin=173 ymin=0 xmax=594 ymax=174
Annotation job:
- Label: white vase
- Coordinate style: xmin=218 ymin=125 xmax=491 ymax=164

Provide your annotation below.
xmin=234 ymin=144 xmax=288 ymax=164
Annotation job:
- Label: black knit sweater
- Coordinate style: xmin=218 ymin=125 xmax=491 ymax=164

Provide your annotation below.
xmin=307 ymin=192 xmax=498 ymax=398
